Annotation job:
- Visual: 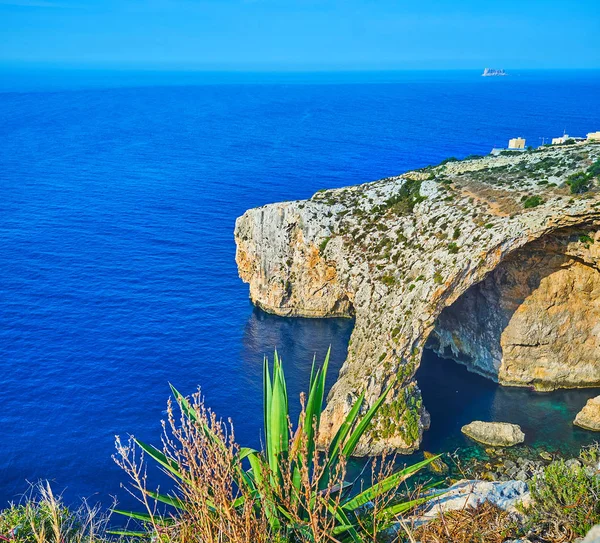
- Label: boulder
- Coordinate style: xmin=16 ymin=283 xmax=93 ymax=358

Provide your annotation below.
xmin=424 ymin=451 xmax=449 ymax=474
xmin=583 ymin=525 xmax=600 ymax=543
xmin=461 ymin=421 xmax=525 ymax=447
xmin=574 ymin=396 xmax=600 ymax=431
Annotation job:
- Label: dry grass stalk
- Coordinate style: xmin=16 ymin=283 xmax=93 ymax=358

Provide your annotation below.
xmin=0 ymin=482 xmax=113 ymax=543
xmin=414 ymin=501 xmax=518 ymax=543
xmin=114 ymin=390 xmax=412 ymax=543
xmin=115 ymin=393 xmax=272 ymax=543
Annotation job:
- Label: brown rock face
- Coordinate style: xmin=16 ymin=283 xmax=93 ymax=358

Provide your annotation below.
xmin=235 ymin=143 xmax=600 ymax=454
xmin=574 ymin=396 xmax=600 ymax=431
xmin=235 ymin=209 xmax=354 ymax=318
xmin=429 ymin=231 xmax=600 ymax=390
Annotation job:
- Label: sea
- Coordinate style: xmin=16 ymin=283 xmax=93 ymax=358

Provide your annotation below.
xmin=1 ymin=69 xmax=600 ymax=510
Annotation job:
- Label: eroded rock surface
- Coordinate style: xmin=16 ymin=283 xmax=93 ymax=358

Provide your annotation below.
xmin=429 ymin=232 xmax=600 ymax=390
xmin=235 ymin=143 xmax=600 ymax=454
xmin=461 ymin=421 xmax=525 ymax=447
xmin=414 ymin=479 xmax=530 ymax=525
xmin=583 ymin=525 xmax=600 ymax=543
xmin=574 ymin=395 xmax=600 ymax=431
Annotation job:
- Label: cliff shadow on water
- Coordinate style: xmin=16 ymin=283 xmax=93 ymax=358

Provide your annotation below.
xmin=239 ymin=306 xmax=354 ymax=447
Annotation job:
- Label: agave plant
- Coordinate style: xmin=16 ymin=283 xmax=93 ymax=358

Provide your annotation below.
xmin=113 ymin=350 xmax=440 ymax=542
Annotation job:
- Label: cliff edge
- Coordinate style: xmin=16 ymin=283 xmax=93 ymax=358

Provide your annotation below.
xmin=235 ymin=143 xmax=600 ymax=455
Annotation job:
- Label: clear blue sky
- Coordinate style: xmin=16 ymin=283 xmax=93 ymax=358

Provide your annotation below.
xmin=1 ymin=0 xmax=599 ymax=70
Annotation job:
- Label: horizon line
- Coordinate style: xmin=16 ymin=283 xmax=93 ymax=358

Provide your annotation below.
xmin=1 ymin=61 xmax=600 ymax=73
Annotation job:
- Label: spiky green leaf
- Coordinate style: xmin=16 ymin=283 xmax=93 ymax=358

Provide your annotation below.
xmin=134 ymin=439 xmax=186 ymax=482
xmin=145 ymin=489 xmax=186 ymax=510
xmin=342 ymin=455 xmax=441 ymax=511
xmin=341 ymin=382 xmax=393 ymax=458
xmin=112 ymin=509 xmax=172 ymax=525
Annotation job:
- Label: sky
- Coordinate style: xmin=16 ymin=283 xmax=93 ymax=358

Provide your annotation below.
xmin=1 ymin=0 xmax=599 ymax=70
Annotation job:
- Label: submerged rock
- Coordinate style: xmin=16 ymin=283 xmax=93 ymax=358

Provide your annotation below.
xmin=574 ymin=395 xmax=600 ymax=431
xmin=539 ymin=450 xmax=553 ymax=461
xmin=235 ymin=142 xmax=600 ymax=454
xmin=461 ymin=421 xmax=525 ymax=447
xmin=423 ymin=451 xmax=449 ymax=474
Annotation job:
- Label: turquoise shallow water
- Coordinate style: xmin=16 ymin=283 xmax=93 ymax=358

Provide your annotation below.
xmin=1 ymin=69 xmax=600 ymax=509
xmin=417 ymin=350 xmax=600 ymax=457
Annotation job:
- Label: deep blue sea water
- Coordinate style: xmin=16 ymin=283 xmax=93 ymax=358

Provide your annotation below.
xmin=1 ymin=69 xmax=600 ymax=510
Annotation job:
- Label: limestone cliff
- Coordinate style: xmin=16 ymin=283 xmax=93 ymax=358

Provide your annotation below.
xmin=429 ymin=230 xmax=600 ymax=390
xmin=235 ymin=143 xmax=600 ymax=454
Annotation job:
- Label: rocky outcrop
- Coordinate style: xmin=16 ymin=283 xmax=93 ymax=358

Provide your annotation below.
xmin=429 ymin=233 xmax=600 ymax=390
xmin=461 ymin=421 xmax=525 ymax=447
xmin=574 ymin=395 xmax=600 ymax=431
xmin=235 ymin=143 xmax=600 ymax=454
xmin=414 ymin=479 xmax=530 ymax=525
xmin=583 ymin=525 xmax=600 ymax=543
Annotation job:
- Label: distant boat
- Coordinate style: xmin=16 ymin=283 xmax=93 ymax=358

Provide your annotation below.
xmin=482 ymin=68 xmax=507 ymax=77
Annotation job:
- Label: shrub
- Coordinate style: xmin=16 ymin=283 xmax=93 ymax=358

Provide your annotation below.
xmin=319 ymin=236 xmax=331 ymax=253
xmin=113 ymin=351 xmax=439 ymax=542
xmin=383 ymin=178 xmax=426 ymax=215
xmin=382 ymin=274 xmax=397 ymax=287
xmin=588 ymin=159 xmax=600 ymax=178
xmin=0 ymin=482 xmax=112 ymax=543
xmin=566 ymin=171 xmax=591 ymax=194
xmin=447 ymin=242 xmax=459 ymax=254
xmin=525 ymin=459 xmax=600 ymax=540
xmin=523 ymin=195 xmax=543 ymax=208
xmin=439 ymin=157 xmax=458 ymax=165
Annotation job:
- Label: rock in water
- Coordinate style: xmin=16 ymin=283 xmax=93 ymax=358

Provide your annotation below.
xmin=461 ymin=421 xmax=525 ymax=446
xmin=424 ymin=451 xmax=449 ymax=474
xmin=574 ymin=396 xmax=600 ymax=431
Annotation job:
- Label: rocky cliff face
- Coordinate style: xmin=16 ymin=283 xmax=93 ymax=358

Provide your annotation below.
xmin=429 ymin=229 xmax=600 ymax=390
xmin=235 ymin=143 xmax=600 ymax=455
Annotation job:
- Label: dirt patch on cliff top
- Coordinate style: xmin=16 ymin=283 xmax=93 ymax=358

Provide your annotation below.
xmin=458 ymin=181 xmax=522 ymax=217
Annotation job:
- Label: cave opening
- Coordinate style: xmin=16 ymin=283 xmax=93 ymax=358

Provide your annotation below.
xmin=413 ymin=225 xmax=600 ymax=455
xmin=424 ymin=225 xmax=600 ymax=391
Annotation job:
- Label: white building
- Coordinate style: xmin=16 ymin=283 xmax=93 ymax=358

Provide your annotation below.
xmin=552 ymin=134 xmax=570 ymax=145
xmin=587 ymin=131 xmax=600 ymax=141
xmin=552 ymin=133 xmax=585 ymax=145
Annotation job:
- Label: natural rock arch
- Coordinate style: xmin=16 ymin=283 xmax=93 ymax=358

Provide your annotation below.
xmin=427 ymin=226 xmax=600 ymax=391
xmin=235 ymin=143 xmax=600 ymax=454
